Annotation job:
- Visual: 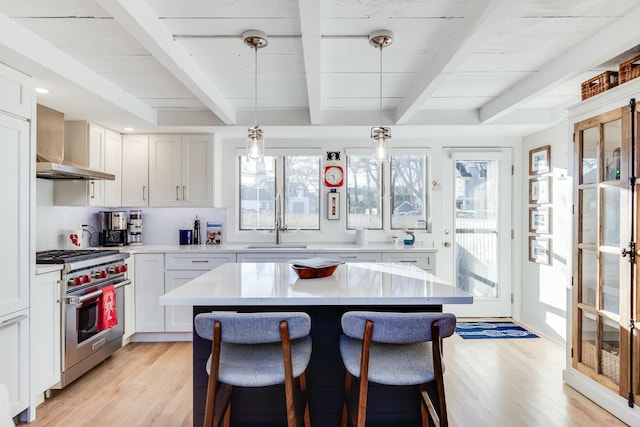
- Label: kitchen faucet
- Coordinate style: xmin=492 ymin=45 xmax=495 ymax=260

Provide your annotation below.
xmin=274 ymin=193 xmax=287 ymax=244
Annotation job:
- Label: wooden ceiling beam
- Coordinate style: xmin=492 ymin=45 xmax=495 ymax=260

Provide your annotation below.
xmin=98 ymin=0 xmax=237 ymax=125
xmin=297 ymin=0 xmax=322 ymax=124
xmin=395 ymin=0 xmax=514 ymax=124
xmin=479 ymin=4 xmax=640 ymax=123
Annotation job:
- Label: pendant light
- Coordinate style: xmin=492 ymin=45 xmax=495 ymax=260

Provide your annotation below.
xmin=369 ymin=30 xmax=393 ymax=162
xmin=243 ymin=30 xmax=268 ymax=160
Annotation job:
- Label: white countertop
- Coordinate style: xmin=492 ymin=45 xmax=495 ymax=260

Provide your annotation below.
xmin=119 ymin=242 xmax=437 ymax=254
xmin=159 ymin=262 xmax=472 ymax=306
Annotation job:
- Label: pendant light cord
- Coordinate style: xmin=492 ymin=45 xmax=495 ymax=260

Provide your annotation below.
xmin=379 ymin=45 xmax=383 ymax=127
xmin=254 ymin=46 xmax=258 ymax=127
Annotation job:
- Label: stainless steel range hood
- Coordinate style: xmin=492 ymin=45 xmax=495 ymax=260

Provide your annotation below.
xmin=36 ymin=162 xmax=115 ymax=180
xmin=36 ymin=104 xmax=115 ymax=180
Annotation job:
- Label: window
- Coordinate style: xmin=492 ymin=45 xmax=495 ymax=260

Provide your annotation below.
xmin=390 ymin=154 xmax=429 ymax=230
xmin=239 ymin=156 xmax=276 ymax=230
xmin=239 ymin=152 xmax=320 ymax=230
xmin=346 ymin=149 xmax=431 ymax=231
xmin=346 ymin=154 xmax=382 ymax=230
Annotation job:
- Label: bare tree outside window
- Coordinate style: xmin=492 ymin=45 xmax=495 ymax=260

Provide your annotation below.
xmin=390 ymin=154 xmax=429 ymax=230
xmin=346 ymin=155 xmax=382 ymax=229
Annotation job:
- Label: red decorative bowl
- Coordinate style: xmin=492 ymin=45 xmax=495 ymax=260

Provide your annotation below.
xmin=291 ymin=264 xmax=338 ymax=279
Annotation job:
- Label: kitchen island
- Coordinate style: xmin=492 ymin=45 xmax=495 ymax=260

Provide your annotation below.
xmin=160 ymin=262 xmax=472 ymax=427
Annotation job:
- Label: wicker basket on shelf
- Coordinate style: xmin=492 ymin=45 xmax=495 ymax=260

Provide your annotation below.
xmin=581 ymin=71 xmax=619 ymax=100
xmin=619 ymin=54 xmax=640 ymax=84
xmin=581 ymin=340 xmax=619 ymax=382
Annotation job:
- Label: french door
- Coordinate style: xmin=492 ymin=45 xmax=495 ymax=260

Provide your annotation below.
xmin=442 ymin=149 xmax=513 ymax=317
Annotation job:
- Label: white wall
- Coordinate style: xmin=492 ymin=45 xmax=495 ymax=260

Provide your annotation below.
xmin=520 ymin=121 xmax=572 ymax=344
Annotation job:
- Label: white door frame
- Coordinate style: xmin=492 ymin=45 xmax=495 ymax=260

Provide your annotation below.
xmin=442 ymin=148 xmax=513 ymax=317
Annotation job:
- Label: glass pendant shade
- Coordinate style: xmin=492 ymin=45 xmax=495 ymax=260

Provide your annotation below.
xmin=371 ymin=126 xmax=390 ymax=161
xmin=246 ymin=125 xmax=264 ymax=160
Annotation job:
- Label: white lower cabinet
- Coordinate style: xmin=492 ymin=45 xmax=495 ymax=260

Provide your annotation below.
xmin=134 ymin=253 xmax=165 ymax=333
xmin=383 ymin=252 xmax=436 ymax=274
xmin=124 ymin=256 xmax=135 ymax=341
xmin=134 ymin=252 xmax=235 ymax=339
xmin=164 ymin=270 xmax=204 ymax=332
xmin=0 ymin=308 xmax=29 ymax=417
xmin=164 ymin=253 xmax=235 ymax=333
xmin=30 ymin=271 xmax=61 ymax=414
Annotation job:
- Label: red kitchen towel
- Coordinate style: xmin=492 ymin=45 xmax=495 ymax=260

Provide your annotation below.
xmin=98 ymin=285 xmax=118 ymax=331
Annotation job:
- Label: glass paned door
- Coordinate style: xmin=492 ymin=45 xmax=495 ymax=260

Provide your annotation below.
xmin=443 ymin=149 xmax=512 ymax=317
xmin=573 ymin=108 xmax=625 ymax=392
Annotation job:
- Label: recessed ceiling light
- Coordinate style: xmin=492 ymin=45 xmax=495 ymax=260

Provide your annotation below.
xmin=123 ymin=127 xmax=135 ymax=131
xmin=35 ymin=87 xmax=49 ymax=94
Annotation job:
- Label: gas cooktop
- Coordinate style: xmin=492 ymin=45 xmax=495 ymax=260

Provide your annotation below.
xmin=36 ymin=249 xmax=120 ymax=264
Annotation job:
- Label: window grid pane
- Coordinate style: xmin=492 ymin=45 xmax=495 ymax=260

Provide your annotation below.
xmin=390 ymin=154 xmax=429 ymax=230
xmin=346 ymin=155 xmax=382 ymax=230
xmin=239 ymin=156 xmax=276 ymax=230
xmin=284 ymin=156 xmax=321 ymax=230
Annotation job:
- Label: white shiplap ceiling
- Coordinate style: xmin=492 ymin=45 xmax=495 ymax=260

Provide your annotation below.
xmin=1 ymin=0 xmax=640 ymax=139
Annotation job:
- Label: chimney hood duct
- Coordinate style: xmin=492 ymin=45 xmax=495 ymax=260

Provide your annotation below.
xmin=35 ymin=104 xmax=115 ymax=180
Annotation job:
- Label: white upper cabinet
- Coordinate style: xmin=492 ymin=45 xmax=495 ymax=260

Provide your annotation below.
xmin=104 ymin=129 xmax=122 ymax=207
xmin=121 ymin=133 xmax=215 ymax=208
xmin=149 ymin=134 xmax=183 ymax=207
xmin=148 ymin=134 xmax=214 ymax=207
xmin=54 ymin=122 xmax=123 ymax=207
xmin=0 ymin=63 xmax=32 ymax=119
xmin=121 ymin=134 xmax=149 ymax=207
xmin=181 ymin=134 xmax=214 ymax=207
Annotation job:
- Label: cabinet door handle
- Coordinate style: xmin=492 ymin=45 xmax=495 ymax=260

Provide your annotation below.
xmin=191 ymin=260 xmax=210 ymax=263
xmin=339 ymin=255 xmax=358 ymax=259
xmin=0 ymin=314 xmax=28 ymax=330
xmin=176 ymin=186 xmax=180 ymax=201
xmin=90 ymin=181 xmax=95 ymax=199
xmin=183 ymin=186 xmax=186 ymax=201
xmin=142 ymin=185 xmax=147 ymax=201
xmin=399 ymin=260 xmax=418 ymax=263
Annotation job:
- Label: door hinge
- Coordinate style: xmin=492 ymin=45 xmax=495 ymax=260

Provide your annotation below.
xmin=571 ymin=347 xmax=573 ymax=358
xmin=511 ymin=293 xmax=514 ymax=303
xmin=511 ymin=229 xmax=514 ymax=239
xmin=572 ymin=204 xmax=575 ymax=215
xmin=511 ymin=165 xmax=514 ymax=175
xmin=571 ymin=276 xmax=574 ymax=287
xmin=572 ymin=132 xmax=575 ymax=143
xmin=622 ymin=242 xmax=637 ymax=264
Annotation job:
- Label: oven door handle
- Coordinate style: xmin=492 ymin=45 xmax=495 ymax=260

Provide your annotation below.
xmin=67 ymin=280 xmax=131 ymax=305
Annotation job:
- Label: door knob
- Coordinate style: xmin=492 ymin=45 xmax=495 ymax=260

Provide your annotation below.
xmin=444 ymin=242 xmax=451 ymax=247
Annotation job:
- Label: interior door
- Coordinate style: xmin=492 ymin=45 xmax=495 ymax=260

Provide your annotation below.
xmin=442 ymin=149 xmax=512 ymax=317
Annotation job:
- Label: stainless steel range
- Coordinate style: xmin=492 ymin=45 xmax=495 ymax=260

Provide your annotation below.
xmin=36 ymin=249 xmax=131 ymax=388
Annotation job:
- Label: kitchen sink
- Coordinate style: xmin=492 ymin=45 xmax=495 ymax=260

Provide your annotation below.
xmin=245 ymin=244 xmax=308 ymax=249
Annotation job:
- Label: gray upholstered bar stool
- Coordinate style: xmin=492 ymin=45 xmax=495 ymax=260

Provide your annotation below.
xmin=194 ymin=311 xmax=312 ymax=427
xmin=339 ymin=311 xmax=457 ymax=427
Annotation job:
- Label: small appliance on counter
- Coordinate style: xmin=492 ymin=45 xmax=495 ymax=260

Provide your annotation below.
xmin=128 ymin=210 xmax=143 ymax=245
xmin=98 ymin=211 xmax=128 ymax=246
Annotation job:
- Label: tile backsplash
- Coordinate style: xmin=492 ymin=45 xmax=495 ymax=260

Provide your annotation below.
xmin=36 ymin=179 xmax=226 ymax=250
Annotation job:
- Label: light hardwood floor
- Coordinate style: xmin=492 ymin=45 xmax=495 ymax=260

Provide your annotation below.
xmin=23 ymin=334 xmax=628 ymax=427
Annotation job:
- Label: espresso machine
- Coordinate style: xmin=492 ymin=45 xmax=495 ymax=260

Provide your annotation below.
xmin=128 ymin=210 xmax=143 ymax=245
xmin=98 ymin=211 xmax=128 ymax=246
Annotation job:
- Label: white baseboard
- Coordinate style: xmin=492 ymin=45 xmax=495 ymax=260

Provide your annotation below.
xmin=130 ymin=332 xmax=192 ymax=342
xmin=563 ymin=368 xmax=640 ymax=426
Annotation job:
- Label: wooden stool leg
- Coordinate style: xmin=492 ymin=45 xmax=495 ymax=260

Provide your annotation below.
xmin=299 ymin=372 xmax=311 ymax=427
xmin=341 ymin=371 xmax=352 ymax=427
